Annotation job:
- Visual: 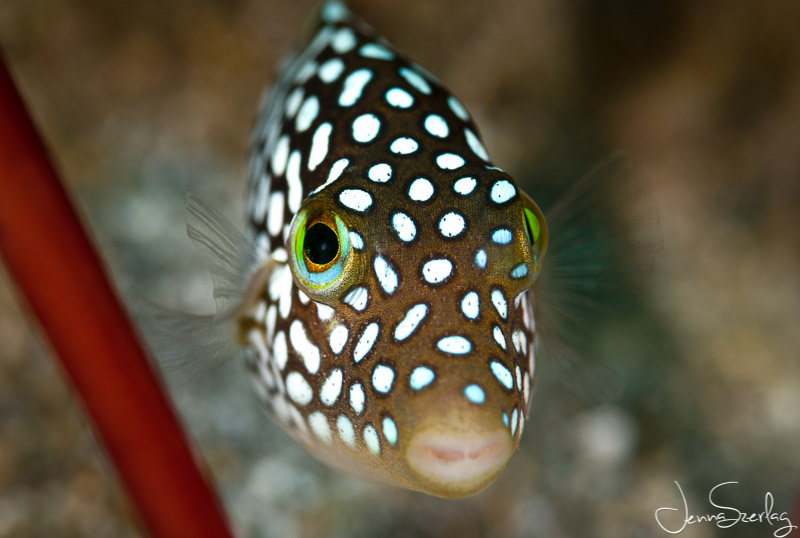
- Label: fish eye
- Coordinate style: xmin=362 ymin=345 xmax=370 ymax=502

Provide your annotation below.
xmin=521 ymin=193 xmax=548 ymax=273
xmin=289 ymin=207 xmax=362 ymax=301
xmin=304 ymin=222 xmax=340 ymax=268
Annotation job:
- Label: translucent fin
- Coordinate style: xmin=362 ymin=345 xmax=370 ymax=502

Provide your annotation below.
xmin=533 ymin=156 xmax=662 ymax=402
xmin=132 ymin=195 xmax=269 ymax=385
xmin=184 ymin=194 xmax=264 ymax=315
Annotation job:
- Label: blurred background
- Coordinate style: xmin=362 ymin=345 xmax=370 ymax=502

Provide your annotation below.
xmin=1 ymin=0 xmax=799 ymax=536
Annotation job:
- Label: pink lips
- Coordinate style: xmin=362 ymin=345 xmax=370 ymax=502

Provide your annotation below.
xmin=406 ymin=428 xmax=513 ymax=497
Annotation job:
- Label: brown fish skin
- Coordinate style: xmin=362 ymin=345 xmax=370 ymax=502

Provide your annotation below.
xmin=238 ymin=0 xmax=546 ymax=498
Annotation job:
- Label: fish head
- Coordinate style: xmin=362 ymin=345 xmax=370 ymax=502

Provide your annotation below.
xmin=284 ymin=156 xmax=547 ymax=497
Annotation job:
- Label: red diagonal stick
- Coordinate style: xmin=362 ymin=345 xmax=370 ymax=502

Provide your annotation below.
xmin=0 ymin=55 xmax=234 ymax=537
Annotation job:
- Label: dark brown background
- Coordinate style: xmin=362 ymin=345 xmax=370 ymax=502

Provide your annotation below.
xmin=1 ymin=1 xmax=799 ymax=536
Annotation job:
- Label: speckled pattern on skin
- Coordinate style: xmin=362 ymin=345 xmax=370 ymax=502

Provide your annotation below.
xmin=238 ymin=0 xmax=547 ymax=498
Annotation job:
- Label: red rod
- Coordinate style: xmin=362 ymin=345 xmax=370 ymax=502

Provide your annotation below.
xmin=0 ymin=56 xmax=234 ymax=537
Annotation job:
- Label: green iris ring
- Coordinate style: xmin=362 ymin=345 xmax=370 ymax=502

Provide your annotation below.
xmin=291 ymin=210 xmax=352 ymax=292
xmin=523 ymin=207 xmax=541 ymax=244
xmin=520 ymin=193 xmax=548 ymax=274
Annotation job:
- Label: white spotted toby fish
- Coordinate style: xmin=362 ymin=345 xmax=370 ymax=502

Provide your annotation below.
xmin=169 ymin=0 xmax=548 ymax=499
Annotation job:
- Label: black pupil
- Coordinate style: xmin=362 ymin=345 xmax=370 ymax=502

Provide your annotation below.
xmin=304 ymin=223 xmax=339 ymax=265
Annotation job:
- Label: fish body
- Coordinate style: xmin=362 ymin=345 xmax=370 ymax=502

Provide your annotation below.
xmin=218 ymin=1 xmax=546 ymax=498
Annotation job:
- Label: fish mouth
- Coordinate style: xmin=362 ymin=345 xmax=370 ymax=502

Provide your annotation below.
xmin=405 ymin=428 xmax=513 ymax=498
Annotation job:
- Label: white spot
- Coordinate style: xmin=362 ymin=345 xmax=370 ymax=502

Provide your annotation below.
xmin=460 ymin=291 xmax=479 ymax=320
xmin=320 ymin=368 xmax=343 ymax=406
xmin=511 ymin=407 xmax=519 ymax=437
xmin=318 ymin=58 xmax=345 ymax=83
xmin=374 ymin=256 xmax=398 ymax=294
xmin=437 ymin=335 xmax=472 ymax=355
xmin=352 ymin=113 xmax=381 ymax=143
xmin=368 ymin=163 xmax=392 ymax=183
xmin=253 ymin=176 xmax=269 ymax=224
xmin=490 ymin=360 xmax=514 ymax=390
xmin=284 ymin=88 xmax=303 ymax=119
xmin=331 ymin=27 xmax=357 ymax=53
xmin=398 ymin=66 xmax=431 ymax=94
xmin=295 ymin=61 xmax=317 ymax=85
xmin=453 ymin=178 xmax=476 ymax=197
xmin=286 ymin=371 xmax=313 ymax=405
xmin=349 ymin=231 xmax=364 ymax=249
xmin=394 ymin=303 xmax=428 ymax=341
xmin=382 ymin=416 xmax=398 ymax=445
xmin=364 ymin=424 xmax=381 ymax=455
xmin=515 ymin=364 xmax=522 ymax=391
xmin=465 ymin=128 xmax=489 ymax=160
xmin=290 ymin=320 xmax=320 ymax=374
xmin=436 ymin=153 xmax=465 ymax=170
xmin=390 ymin=137 xmax=418 ymax=154
xmin=336 ymin=415 xmax=356 ymax=447
xmin=422 ymin=258 xmax=453 ymax=284
xmin=475 ymin=249 xmax=487 ymax=269
xmin=524 ymin=372 xmax=531 ymax=404
xmin=321 ymin=0 xmax=347 ymax=22
xmin=490 ymin=179 xmax=516 ymax=204
xmin=339 ymin=189 xmax=373 ymax=212
xmin=464 ymin=384 xmax=485 ymax=404
xmin=353 ymin=322 xmax=379 ymax=363
xmin=409 ymin=366 xmax=435 ymax=390
xmin=360 ymin=43 xmax=394 ymax=60
xmin=272 ymin=330 xmax=288 ymax=370
xmin=308 ymin=122 xmax=332 ymax=171
xmin=408 ymin=178 xmax=434 ymax=202
xmin=391 ymin=212 xmax=416 ymax=242
xmin=344 ymin=286 xmax=369 ymax=311
xmin=372 ymin=364 xmax=395 ymax=393
xmin=313 ymin=157 xmax=351 ymax=195
xmin=316 ymin=302 xmax=335 ymax=321
xmin=267 ymin=191 xmax=285 ymax=237
xmin=339 ymin=69 xmax=372 ymax=107
xmin=271 ymin=135 xmax=290 ymax=176
xmin=492 ymin=228 xmax=513 ymax=244
xmin=491 ymin=289 xmax=508 ymax=319
xmin=297 ymin=290 xmax=310 ymax=304
xmin=327 ymin=158 xmax=349 ymax=184
xmin=350 ymin=383 xmax=365 ymax=415
xmin=386 ymin=87 xmax=413 ymax=108
xmin=295 ymin=95 xmax=319 ymax=132
xmin=269 ymin=263 xmax=291 ymax=300
xmin=511 ymin=263 xmax=528 ymax=278
xmin=271 ymin=247 xmax=288 ymax=263
xmin=448 ymin=95 xmax=469 ymax=121
xmin=329 ymin=324 xmax=348 ymax=354
xmin=424 ymin=114 xmax=449 ymax=138
xmin=257 ymin=233 xmax=270 ymax=259
xmin=308 ymin=412 xmax=332 ymax=444
xmin=265 ymin=304 xmax=277 ymax=341
xmin=286 ymin=150 xmax=303 ymax=213
xmin=278 ymin=275 xmax=293 ymax=319
xmin=493 ymin=325 xmax=507 ymax=350
xmin=438 ymin=212 xmax=465 ymax=238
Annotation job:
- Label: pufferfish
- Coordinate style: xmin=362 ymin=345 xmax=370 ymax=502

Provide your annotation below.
xmin=174 ymin=0 xmax=549 ymax=499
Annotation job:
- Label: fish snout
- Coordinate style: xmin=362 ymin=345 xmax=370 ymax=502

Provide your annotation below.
xmin=404 ymin=397 xmax=514 ymax=498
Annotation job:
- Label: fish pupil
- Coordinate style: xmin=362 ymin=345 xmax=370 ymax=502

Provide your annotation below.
xmin=304 ymin=223 xmax=339 ymax=265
